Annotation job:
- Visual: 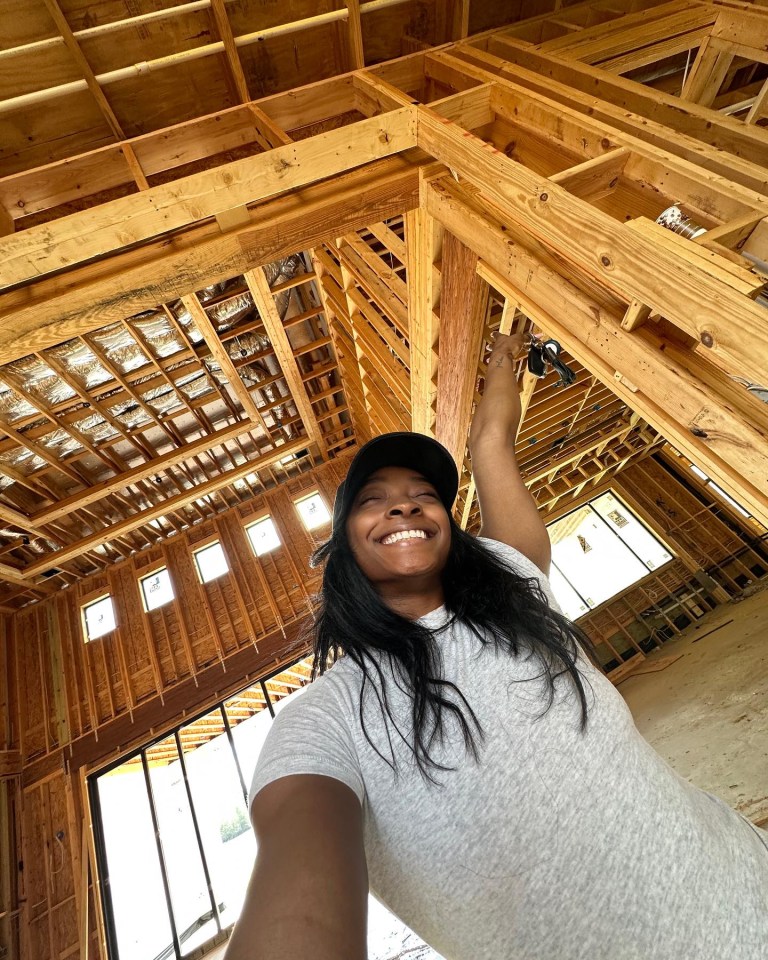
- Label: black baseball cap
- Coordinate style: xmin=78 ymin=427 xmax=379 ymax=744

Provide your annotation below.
xmin=333 ymin=432 xmax=458 ymax=529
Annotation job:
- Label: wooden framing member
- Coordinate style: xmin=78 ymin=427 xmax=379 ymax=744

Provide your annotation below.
xmin=24 ymin=437 xmax=310 ymax=577
xmin=406 ymin=204 xmax=441 ymax=437
xmin=244 ymin=268 xmax=327 ymax=458
xmin=424 ymin=176 xmax=768 ymax=527
xmin=0 ymin=108 xmax=417 ymax=290
xmin=0 ymin=155 xmax=423 ymax=365
xmin=416 ymin=100 xmax=768 ymax=388
xmin=434 ymin=232 xmax=489 ymax=470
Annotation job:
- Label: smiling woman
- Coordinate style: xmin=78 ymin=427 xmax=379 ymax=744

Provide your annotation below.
xmin=344 ymin=463 xmax=452 ymax=619
xmin=225 ymin=334 xmax=768 ymax=960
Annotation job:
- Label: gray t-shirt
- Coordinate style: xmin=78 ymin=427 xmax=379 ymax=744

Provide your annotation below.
xmin=250 ymin=539 xmax=768 ymax=959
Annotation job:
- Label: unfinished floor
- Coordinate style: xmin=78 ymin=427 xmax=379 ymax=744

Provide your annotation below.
xmin=620 ymin=583 xmax=768 ymax=828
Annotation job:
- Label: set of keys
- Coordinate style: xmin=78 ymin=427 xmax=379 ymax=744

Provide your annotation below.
xmin=525 ymin=335 xmax=576 ymax=388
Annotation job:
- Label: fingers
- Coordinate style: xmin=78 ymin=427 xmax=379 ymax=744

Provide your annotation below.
xmin=490 ymin=331 xmax=527 ymax=358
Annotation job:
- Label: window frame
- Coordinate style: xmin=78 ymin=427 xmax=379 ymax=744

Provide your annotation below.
xmin=81 ymin=592 xmax=117 ymax=643
xmin=546 ymin=489 xmax=674 ymax=617
xmin=88 ymin=657 xmax=310 ymax=960
xmin=244 ymin=513 xmax=282 ymax=558
xmin=192 ymin=538 xmax=230 ymax=584
xmin=138 ymin=565 xmax=176 ymax=613
xmin=293 ymin=489 xmax=332 ymax=532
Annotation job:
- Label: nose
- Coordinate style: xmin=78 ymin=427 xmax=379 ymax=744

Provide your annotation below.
xmin=386 ymin=498 xmax=422 ymax=518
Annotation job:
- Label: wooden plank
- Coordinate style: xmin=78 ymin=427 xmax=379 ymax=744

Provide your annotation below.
xmin=434 ymin=232 xmax=489 ymax=470
xmin=31 ymin=420 xmax=254 ymax=527
xmin=745 ymin=78 xmax=768 ymax=125
xmin=425 ymin=177 xmax=768 ymax=527
xmin=25 ymin=437 xmax=310 ymax=577
xmin=681 ymin=37 xmax=735 ymax=107
xmin=549 ymin=148 xmax=631 ymax=200
xmin=0 ymin=155 xmax=422 ymax=364
xmin=244 ymin=268 xmax=326 ymax=457
xmin=181 ymin=293 xmax=270 ymax=434
xmin=0 ymin=107 xmax=417 ymax=290
xmin=406 ymin=206 xmax=441 ymax=436
xmin=41 ymin=0 xmax=125 ymax=140
xmin=210 ymin=0 xmax=251 ymax=102
xmin=345 ymin=0 xmax=365 ymax=69
xmin=467 ymin=42 xmax=768 ymax=173
xmin=0 ymin=750 xmax=21 ymax=778
xmin=416 ymin=103 xmax=768 ymax=387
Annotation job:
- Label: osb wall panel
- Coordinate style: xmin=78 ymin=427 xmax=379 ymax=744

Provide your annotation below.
xmin=10 ymin=455 xmax=349 ymax=770
xmin=19 ymin=773 xmax=98 ymax=960
xmin=618 ymin=456 xmax=766 ymax=575
xmin=3 ymin=454 xmax=350 ymax=960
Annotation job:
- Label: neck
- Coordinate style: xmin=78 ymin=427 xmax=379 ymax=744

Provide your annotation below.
xmin=378 ymin=583 xmax=445 ymax=620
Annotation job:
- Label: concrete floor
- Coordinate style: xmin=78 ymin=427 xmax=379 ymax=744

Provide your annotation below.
xmin=619 ymin=581 xmax=768 ymax=826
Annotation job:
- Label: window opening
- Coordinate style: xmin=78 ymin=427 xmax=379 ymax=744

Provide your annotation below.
xmin=690 ymin=465 xmax=751 ymax=518
xmin=140 ymin=567 xmax=175 ymax=612
xmin=547 ymin=492 xmax=673 ymax=620
xmin=82 ymin=595 xmax=116 ymax=642
xmin=90 ymin=656 xmax=438 ymax=960
xmin=294 ymin=491 xmax=331 ymax=531
xmin=245 ymin=516 xmax=281 ymax=556
xmin=193 ymin=541 xmax=229 ymax=583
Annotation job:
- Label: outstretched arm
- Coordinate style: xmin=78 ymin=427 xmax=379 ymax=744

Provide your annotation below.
xmin=469 ymin=333 xmax=551 ymax=574
xmin=225 ymin=775 xmax=368 ymax=960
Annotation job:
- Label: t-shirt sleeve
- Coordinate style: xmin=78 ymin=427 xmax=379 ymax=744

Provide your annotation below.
xmin=248 ymin=677 xmax=365 ymax=810
xmin=476 ymin=536 xmax=563 ymax=614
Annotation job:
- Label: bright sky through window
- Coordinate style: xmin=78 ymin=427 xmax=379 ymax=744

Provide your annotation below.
xmin=83 ymin=595 xmax=116 ymax=641
xmin=690 ymin=465 xmax=751 ymax=518
xmin=246 ymin=516 xmax=281 ymax=556
xmin=140 ymin=567 xmax=175 ymax=612
xmin=295 ymin=492 xmax=331 ymax=531
xmin=547 ymin=492 xmax=673 ymax=620
xmin=194 ymin=541 xmax=229 ymax=583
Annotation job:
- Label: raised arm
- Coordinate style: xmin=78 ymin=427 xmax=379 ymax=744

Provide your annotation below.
xmin=224 ymin=775 xmax=368 ymax=960
xmin=469 ymin=332 xmax=551 ymax=574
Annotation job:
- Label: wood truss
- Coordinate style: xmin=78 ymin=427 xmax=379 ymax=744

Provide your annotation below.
xmin=0 ymin=0 xmax=766 ymax=611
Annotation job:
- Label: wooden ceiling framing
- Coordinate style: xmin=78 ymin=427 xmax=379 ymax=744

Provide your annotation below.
xmin=0 ymin=0 xmax=766 ymax=611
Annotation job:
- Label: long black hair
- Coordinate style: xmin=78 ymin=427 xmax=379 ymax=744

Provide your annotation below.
xmin=309 ymin=517 xmax=597 ymax=782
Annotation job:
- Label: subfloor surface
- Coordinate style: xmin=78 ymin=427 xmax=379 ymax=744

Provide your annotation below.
xmin=619 ymin=582 xmax=768 ymax=825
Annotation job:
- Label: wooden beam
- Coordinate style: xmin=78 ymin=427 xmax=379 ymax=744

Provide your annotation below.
xmin=416 ymin=102 xmax=768 ymax=388
xmin=41 ymin=0 xmax=126 ymax=140
xmin=25 ymin=437 xmax=310 ymax=577
xmin=30 ymin=420 xmax=255 ymax=527
xmin=434 ymin=232 xmax=490 ymax=469
xmin=457 ymin=43 xmax=768 ymax=178
xmin=180 ymin=294 xmax=270 ymax=434
xmin=406 ymin=206 xmax=441 ymax=436
xmin=0 ymin=156 xmax=422 ymax=365
xmin=0 ymin=108 xmax=417 ymax=290
xmin=426 ymin=177 xmax=768 ymax=527
xmin=244 ymin=268 xmax=326 ymax=456
xmin=210 ymin=0 xmax=251 ymax=102
xmin=345 ymin=0 xmax=365 ymax=69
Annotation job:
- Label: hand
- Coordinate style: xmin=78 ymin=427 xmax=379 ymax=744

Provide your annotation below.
xmin=487 ymin=331 xmax=527 ymax=368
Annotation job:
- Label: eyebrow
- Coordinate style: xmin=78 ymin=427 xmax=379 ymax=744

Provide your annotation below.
xmin=358 ymin=472 xmax=433 ymax=490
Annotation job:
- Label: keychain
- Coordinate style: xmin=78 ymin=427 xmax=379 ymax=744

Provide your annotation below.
xmin=525 ymin=335 xmax=576 ymax=388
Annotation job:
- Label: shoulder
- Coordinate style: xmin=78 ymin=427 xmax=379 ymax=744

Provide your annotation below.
xmin=476 ymin=535 xmax=547 ymax=578
xmin=249 ymin=659 xmax=365 ymax=809
xmin=476 ymin=536 xmax=562 ymax=613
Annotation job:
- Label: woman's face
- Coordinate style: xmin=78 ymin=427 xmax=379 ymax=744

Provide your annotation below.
xmin=345 ymin=466 xmax=451 ymax=610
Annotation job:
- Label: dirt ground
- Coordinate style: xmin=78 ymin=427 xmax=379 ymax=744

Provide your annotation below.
xmin=618 ymin=582 xmax=768 ymax=826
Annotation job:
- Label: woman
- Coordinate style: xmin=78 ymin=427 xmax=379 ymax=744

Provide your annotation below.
xmin=226 ymin=334 xmax=768 ymax=960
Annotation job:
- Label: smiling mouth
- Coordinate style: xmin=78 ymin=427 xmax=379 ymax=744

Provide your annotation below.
xmin=379 ymin=529 xmax=432 ymax=545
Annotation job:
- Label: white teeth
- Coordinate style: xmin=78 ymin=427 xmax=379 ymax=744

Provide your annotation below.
xmin=381 ymin=529 xmax=428 ymax=545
